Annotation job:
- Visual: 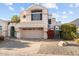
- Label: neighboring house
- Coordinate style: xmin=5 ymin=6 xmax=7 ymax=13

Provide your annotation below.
xmin=0 ymin=19 xmax=8 ymax=37
xmin=8 ymin=4 xmax=60 ymax=39
xmin=71 ymin=18 xmax=79 ymax=27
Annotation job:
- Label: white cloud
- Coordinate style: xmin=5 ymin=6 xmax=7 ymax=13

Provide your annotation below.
xmin=42 ymin=3 xmax=58 ymax=9
xmin=69 ymin=11 xmax=73 ymax=14
xmin=4 ymin=3 xmax=13 ymax=6
xmin=75 ymin=3 xmax=79 ymax=7
xmin=4 ymin=3 xmax=14 ymax=11
xmin=62 ymin=11 xmax=66 ymax=14
xmin=69 ymin=3 xmax=79 ymax=8
xmin=9 ymin=6 xmax=14 ymax=11
xmin=20 ymin=7 xmax=25 ymax=11
xmin=69 ymin=4 xmax=73 ymax=7
xmin=55 ymin=6 xmax=58 ymax=10
xmin=52 ymin=13 xmax=60 ymax=18
xmin=61 ymin=15 xmax=68 ymax=19
xmin=62 ymin=11 xmax=73 ymax=15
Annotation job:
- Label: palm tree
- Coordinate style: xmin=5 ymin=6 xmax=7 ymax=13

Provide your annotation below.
xmin=11 ymin=15 xmax=20 ymax=23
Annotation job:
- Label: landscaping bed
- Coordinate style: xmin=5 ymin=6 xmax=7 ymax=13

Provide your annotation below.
xmin=38 ymin=41 xmax=79 ymax=56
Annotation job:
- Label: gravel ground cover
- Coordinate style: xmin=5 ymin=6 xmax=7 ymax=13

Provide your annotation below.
xmin=38 ymin=41 xmax=79 ymax=56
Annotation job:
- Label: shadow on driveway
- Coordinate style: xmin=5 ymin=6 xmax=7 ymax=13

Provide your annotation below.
xmin=0 ymin=39 xmax=30 ymax=50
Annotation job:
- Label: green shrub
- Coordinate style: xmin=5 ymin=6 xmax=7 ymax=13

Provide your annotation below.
xmin=76 ymin=33 xmax=79 ymax=38
xmin=62 ymin=32 xmax=75 ymax=40
xmin=60 ymin=23 xmax=77 ymax=40
xmin=0 ymin=36 xmax=4 ymax=41
xmin=60 ymin=23 xmax=77 ymax=33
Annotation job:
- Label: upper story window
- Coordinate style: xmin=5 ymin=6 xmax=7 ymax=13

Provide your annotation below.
xmin=48 ymin=19 xmax=51 ymax=24
xmin=31 ymin=10 xmax=42 ymax=21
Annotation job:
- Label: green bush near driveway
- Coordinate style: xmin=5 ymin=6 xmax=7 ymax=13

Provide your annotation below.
xmin=60 ymin=23 xmax=78 ymax=40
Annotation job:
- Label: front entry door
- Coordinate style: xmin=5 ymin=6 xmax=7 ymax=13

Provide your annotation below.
xmin=10 ymin=26 xmax=15 ymax=37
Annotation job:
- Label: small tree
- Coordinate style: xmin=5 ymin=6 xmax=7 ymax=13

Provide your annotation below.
xmin=60 ymin=23 xmax=77 ymax=40
xmin=11 ymin=15 xmax=20 ymax=23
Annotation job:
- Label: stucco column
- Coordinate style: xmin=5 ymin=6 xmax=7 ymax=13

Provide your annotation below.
xmin=43 ymin=23 xmax=48 ymax=39
xmin=8 ymin=28 xmax=10 ymax=37
xmin=16 ymin=29 xmax=21 ymax=39
xmin=44 ymin=31 xmax=47 ymax=39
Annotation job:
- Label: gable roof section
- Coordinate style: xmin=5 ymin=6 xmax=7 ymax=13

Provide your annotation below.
xmin=20 ymin=4 xmax=48 ymax=15
xmin=25 ymin=4 xmax=48 ymax=11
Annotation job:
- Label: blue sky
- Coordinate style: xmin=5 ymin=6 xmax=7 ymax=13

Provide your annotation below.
xmin=0 ymin=3 xmax=79 ymax=23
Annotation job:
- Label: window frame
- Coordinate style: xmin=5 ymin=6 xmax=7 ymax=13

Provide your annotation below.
xmin=31 ymin=10 xmax=42 ymax=21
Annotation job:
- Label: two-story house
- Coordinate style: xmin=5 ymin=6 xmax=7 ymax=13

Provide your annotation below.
xmin=8 ymin=4 xmax=60 ymax=39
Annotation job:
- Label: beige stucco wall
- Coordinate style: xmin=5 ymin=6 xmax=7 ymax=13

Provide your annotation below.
xmin=0 ymin=20 xmax=8 ymax=37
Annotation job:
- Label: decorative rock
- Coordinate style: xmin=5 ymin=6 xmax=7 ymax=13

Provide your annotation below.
xmin=58 ymin=41 xmax=68 ymax=47
xmin=64 ymin=41 xmax=69 ymax=46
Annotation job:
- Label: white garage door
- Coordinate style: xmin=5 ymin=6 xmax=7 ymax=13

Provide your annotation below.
xmin=21 ymin=29 xmax=44 ymax=39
